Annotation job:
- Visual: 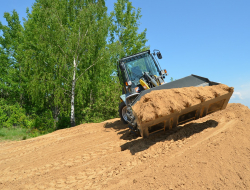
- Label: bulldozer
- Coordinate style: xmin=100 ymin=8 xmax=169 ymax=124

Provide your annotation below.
xmin=117 ymin=49 xmax=233 ymax=138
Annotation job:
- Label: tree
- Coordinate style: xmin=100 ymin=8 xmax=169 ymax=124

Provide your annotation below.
xmin=0 ymin=0 xmax=150 ymax=130
xmin=109 ymin=0 xmax=149 ymax=58
xmin=23 ymin=0 xmax=110 ymax=127
xmin=0 ymin=10 xmax=25 ymax=104
xmin=107 ymin=0 xmax=149 ymax=109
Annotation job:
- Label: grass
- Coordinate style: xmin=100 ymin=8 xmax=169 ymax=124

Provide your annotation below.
xmin=0 ymin=127 xmax=45 ymax=142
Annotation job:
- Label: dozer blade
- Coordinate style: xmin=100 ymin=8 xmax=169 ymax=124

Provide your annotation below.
xmin=131 ymin=74 xmax=234 ymax=138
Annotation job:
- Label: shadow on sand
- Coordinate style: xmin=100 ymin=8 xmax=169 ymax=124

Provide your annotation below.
xmin=104 ymin=119 xmax=218 ymax=155
xmin=104 ymin=120 xmax=139 ymax=140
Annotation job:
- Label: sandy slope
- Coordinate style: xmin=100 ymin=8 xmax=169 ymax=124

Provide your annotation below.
xmin=0 ymin=103 xmax=250 ymax=190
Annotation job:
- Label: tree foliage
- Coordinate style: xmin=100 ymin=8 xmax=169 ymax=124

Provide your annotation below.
xmin=23 ymin=0 xmax=111 ymax=126
xmin=110 ymin=0 xmax=149 ymax=57
xmin=0 ymin=10 xmax=25 ymax=104
xmin=0 ymin=0 xmax=148 ymax=130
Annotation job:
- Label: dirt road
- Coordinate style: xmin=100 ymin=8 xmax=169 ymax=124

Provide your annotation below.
xmin=1 ymin=103 xmax=250 ymax=189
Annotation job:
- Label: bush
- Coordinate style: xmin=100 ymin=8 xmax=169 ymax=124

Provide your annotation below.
xmin=33 ymin=110 xmax=55 ymax=132
xmin=0 ymin=99 xmax=55 ymax=133
xmin=56 ymin=113 xmax=71 ymax=129
xmin=0 ymin=99 xmax=33 ymax=128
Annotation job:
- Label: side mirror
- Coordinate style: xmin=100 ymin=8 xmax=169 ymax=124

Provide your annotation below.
xmin=157 ymin=52 xmax=162 ymax=59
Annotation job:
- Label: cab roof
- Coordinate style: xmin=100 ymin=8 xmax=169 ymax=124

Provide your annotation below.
xmin=119 ymin=50 xmax=150 ymax=63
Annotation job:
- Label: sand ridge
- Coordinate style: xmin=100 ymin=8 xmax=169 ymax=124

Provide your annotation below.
xmin=132 ymin=84 xmax=234 ymax=124
xmin=0 ymin=103 xmax=250 ymax=189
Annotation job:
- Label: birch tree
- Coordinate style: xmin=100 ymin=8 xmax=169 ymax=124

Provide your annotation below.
xmin=23 ymin=0 xmax=109 ymax=127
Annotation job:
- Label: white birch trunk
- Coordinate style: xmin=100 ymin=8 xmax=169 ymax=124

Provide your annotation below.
xmin=70 ymin=58 xmax=76 ymax=127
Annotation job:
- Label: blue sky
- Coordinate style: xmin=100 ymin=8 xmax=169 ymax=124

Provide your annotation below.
xmin=1 ymin=0 xmax=250 ymax=108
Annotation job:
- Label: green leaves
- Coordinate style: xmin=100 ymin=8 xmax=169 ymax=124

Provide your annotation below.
xmin=0 ymin=10 xmax=25 ymax=104
xmin=0 ymin=99 xmax=28 ymax=128
xmin=0 ymin=0 xmax=149 ymax=129
xmin=110 ymin=0 xmax=149 ymax=57
xmin=23 ymin=0 xmax=112 ymax=126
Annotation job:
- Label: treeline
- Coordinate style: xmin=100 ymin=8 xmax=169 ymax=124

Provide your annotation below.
xmin=0 ymin=0 xmax=148 ymax=132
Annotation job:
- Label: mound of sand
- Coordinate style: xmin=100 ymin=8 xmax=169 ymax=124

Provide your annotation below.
xmin=133 ymin=84 xmax=234 ymax=124
xmin=1 ymin=103 xmax=250 ymax=190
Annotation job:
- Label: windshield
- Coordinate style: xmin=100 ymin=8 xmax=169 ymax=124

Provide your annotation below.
xmin=124 ymin=54 xmax=159 ymax=84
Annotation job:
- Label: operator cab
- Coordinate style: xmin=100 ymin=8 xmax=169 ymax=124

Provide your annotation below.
xmin=118 ymin=50 xmax=167 ymax=94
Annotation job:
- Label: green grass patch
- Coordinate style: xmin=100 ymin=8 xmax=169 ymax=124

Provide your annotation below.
xmin=0 ymin=127 xmax=47 ymax=142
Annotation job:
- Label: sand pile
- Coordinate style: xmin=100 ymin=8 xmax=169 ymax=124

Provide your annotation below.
xmin=133 ymin=84 xmax=234 ymax=124
xmin=0 ymin=103 xmax=250 ymax=190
